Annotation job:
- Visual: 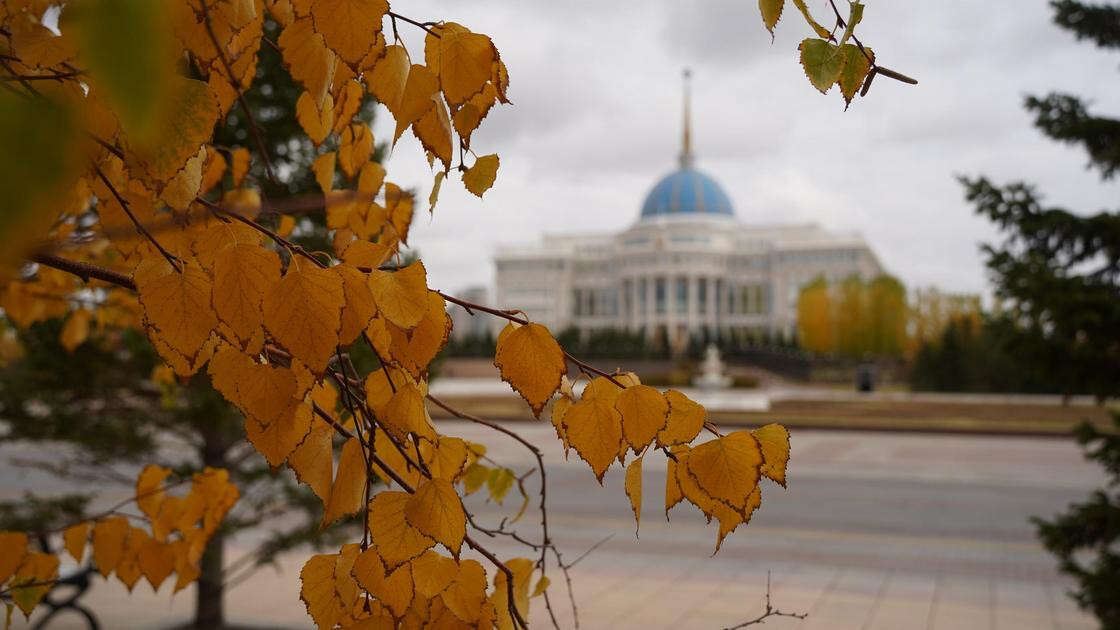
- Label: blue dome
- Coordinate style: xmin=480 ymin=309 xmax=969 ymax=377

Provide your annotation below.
xmin=639 ymin=168 xmax=734 ymax=219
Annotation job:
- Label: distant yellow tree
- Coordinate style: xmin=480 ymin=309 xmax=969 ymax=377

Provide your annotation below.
xmin=796 ymin=276 xmax=833 ymax=353
xmin=797 ymin=274 xmax=907 ymax=357
xmin=866 ymin=276 xmax=907 ymax=356
xmin=907 ymin=288 xmax=983 ymax=357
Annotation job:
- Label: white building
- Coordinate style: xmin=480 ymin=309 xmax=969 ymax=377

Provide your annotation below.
xmin=493 ymin=77 xmax=884 ymax=350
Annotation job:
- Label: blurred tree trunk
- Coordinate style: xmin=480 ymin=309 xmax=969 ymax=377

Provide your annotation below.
xmin=194 ymin=424 xmax=229 ymax=629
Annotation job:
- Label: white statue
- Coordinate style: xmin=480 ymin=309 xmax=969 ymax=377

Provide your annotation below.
xmin=693 ymin=343 xmax=731 ymax=389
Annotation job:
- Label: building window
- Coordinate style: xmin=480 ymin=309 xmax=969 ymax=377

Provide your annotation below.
xmin=698 ymin=278 xmax=707 ymax=314
xmin=655 ymin=277 xmax=666 ymax=314
xmin=675 ymin=277 xmax=687 ymax=314
xmin=572 ymin=289 xmax=581 ymax=316
xmin=622 ymin=280 xmax=632 ymax=318
xmin=715 ymin=279 xmax=724 ymax=315
xmin=638 ymin=278 xmax=647 ymax=314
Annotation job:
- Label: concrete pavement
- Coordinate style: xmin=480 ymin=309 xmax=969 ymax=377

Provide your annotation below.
xmin=2 ymin=424 xmax=1104 ymax=629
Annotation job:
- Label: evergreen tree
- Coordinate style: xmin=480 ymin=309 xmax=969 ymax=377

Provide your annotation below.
xmin=961 ymin=0 xmax=1120 ymax=403
xmin=960 ymin=2 xmax=1120 ymax=626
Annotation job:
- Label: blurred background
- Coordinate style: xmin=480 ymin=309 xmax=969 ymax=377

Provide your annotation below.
xmin=1 ymin=0 xmax=1118 ymax=629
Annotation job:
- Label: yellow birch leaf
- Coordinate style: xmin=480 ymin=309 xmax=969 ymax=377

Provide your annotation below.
xmin=123 ymin=77 xmax=219 ymax=185
xmin=487 ymin=467 xmax=515 ymax=505
xmin=335 ymin=264 xmax=376 ymax=346
xmin=279 ymin=17 xmax=337 ymax=107
xmin=138 ymin=537 xmax=175 ymax=591
xmin=0 ymin=532 xmax=28 ymax=584
xmin=297 ymin=89 xmax=335 ymax=145
xmin=368 ymin=261 xmax=429 ymax=329
xmin=357 ymin=161 xmax=387 ymax=198
xmin=759 ymin=0 xmax=784 ymax=34
xmin=799 ymin=38 xmax=844 ymax=94
xmin=425 ymin=24 xmax=496 ymax=106
xmin=244 ymin=401 xmax=313 ymax=467
xmin=452 ymin=83 xmax=497 ymax=146
xmin=428 ymin=170 xmax=445 ymax=214
xmin=563 ymin=396 xmax=623 ymax=483
xmin=134 ymin=258 xmax=218 ymax=363
xmin=532 ymin=575 xmax=550 ymax=598
xmin=209 ymin=344 xmax=304 ymax=425
xmin=63 ymin=523 xmax=89 ymax=563
xmin=616 ymin=385 xmax=669 ymax=453
xmin=583 ymin=373 xmax=635 ymax=406
xmin=685 ymin=431 xmax=764 ymax=512
xmin=92 ymin=516 xmax=129 ymax=577
xmin=713 ymin=486 xmax=761 ymax=554
xmin=550 ymin=397 xmax=571 ymax=455
xmin=410 ymin=550 xmax=457 ymax=599
xmin=383 ymin=382 xmax=436 ymax=442
xmin=389 ymin=290 xmax=451 ymax=379
xmin=625 ymin=455 xmax=643 ymax=535
xmin=441 ymin=559 xmax=487 ymax=623
xmin=160 ymin=147 xmax=206 ymax=212
xmin=59 ymin=308 xmax=92 ymax=352
xmin=492 ymin=558 xmax=533 ymax=630
xmin=352 ymin=547 xmax=414 ymax=618
xmin=309 ymin=0 xmax=387 ymax=68
xmin=412 ymin=98 xmax=453 ymax=170
xmin=656 ymin=389 xmax=705 ymax=447
xmin=338 ymin=123 xmax=373 ymax=177
xmin=212 ymin=242 xmax=282 ymax=350
xmin=136 ymin=464 xmax=171 ymax=521
xmin=385 ymin=182 xmax=415 ymax=244
xmin=290 ymin=417 xmax=334 ymax=503
xmin=231 ymin=147 xmax=251 ymax=187
xmin=791 ymin=0 xmax=832 ymax=38
xmin=300 ymin=553 xmax=343 ymax=629
xmin=493 ymin=322 xmax=565 ymax=417
xmin=367 ymin=44 xmax=410 ymax=114
xmin=335 ymin=543 xmax=362 ymax=615
xmin=368 ymin=491 xmax=435 ymax=570
xmin=262 ymin=263 xmax=344 ymax=374
xmin=461 ymin=463 xmax=489 ymax=496
xmin=665 ymin=449 xmax=685 ymax=518
xmin=673 ymin=447 xmax=718 ymax=521
xmin=313 ymin=151 xmax=336 ymax=194
xmin=463 ymin=154 xmax=499 ymax=198
xmin=392 ymin=64 xmax=439 ymax=144
xmin=405 ymin=478 xmax=467 ymax=556
xmin=370 ymin=426 xmax=423 ymax=490
xmin=322 ymin=436 xmax=366 ymax=527
xmin=277 ymin=214 xmax=297 ymax=238
xmin=331 ymin=79 xmax=364 ymax=136
xmin=9 ymin=552 xmax=58 ymax=617
xmin=752 ymin=423 xmax=791 ymax=487
xmin=837 ymin=43 xmax=873 ymax=108
xmin=420 ymin=436 xmax=469 ymax=481
xmin=200 ymin=146 xmax=227 ymax=195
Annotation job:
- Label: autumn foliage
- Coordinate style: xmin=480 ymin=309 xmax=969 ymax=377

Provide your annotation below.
xmin=0 ymin=0 xmax=907 ymax=627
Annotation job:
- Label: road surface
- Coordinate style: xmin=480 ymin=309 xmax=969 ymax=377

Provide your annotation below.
xmin=2 ymin=424 xmax=1103 ymax=629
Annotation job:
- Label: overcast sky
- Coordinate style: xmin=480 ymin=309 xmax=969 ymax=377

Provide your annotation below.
xmin=369 ymin=0 xmax=1120 ymax=299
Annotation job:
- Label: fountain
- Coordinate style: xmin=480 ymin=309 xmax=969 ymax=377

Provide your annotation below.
xmin=692 ymin=343 xmax=732 ymax=389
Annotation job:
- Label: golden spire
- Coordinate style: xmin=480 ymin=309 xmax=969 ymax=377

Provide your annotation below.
xmin=679 ymin=68 xmax=694 ymax=169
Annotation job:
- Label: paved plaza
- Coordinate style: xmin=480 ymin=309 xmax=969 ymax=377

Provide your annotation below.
xmin=2 ymin=424 xmax=1104 ymax=629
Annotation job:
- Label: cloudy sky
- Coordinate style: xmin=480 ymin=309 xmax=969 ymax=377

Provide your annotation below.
xmin=370 ymin=0 xmax=1120 ymax=298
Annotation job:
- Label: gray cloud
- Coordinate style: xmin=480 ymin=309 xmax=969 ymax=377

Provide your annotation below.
xmin=375 ymin=0 xmax=1120 ymax=300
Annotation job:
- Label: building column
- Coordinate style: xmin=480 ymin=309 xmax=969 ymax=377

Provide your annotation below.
xmin=707 ymin=276 xmax=717 ymax=332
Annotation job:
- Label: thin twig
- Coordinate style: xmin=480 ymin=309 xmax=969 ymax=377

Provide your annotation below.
xmin=197 ymin=0 xmax=278 ymax=185
xmin=93 ymin=166 xmax=182 ymax=270
xmin=722 ymin=571 xmax=808 ymax=629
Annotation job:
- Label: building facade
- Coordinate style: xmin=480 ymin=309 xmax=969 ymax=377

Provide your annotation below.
xmin=492 ymin=79 xmax=884 ymax=349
